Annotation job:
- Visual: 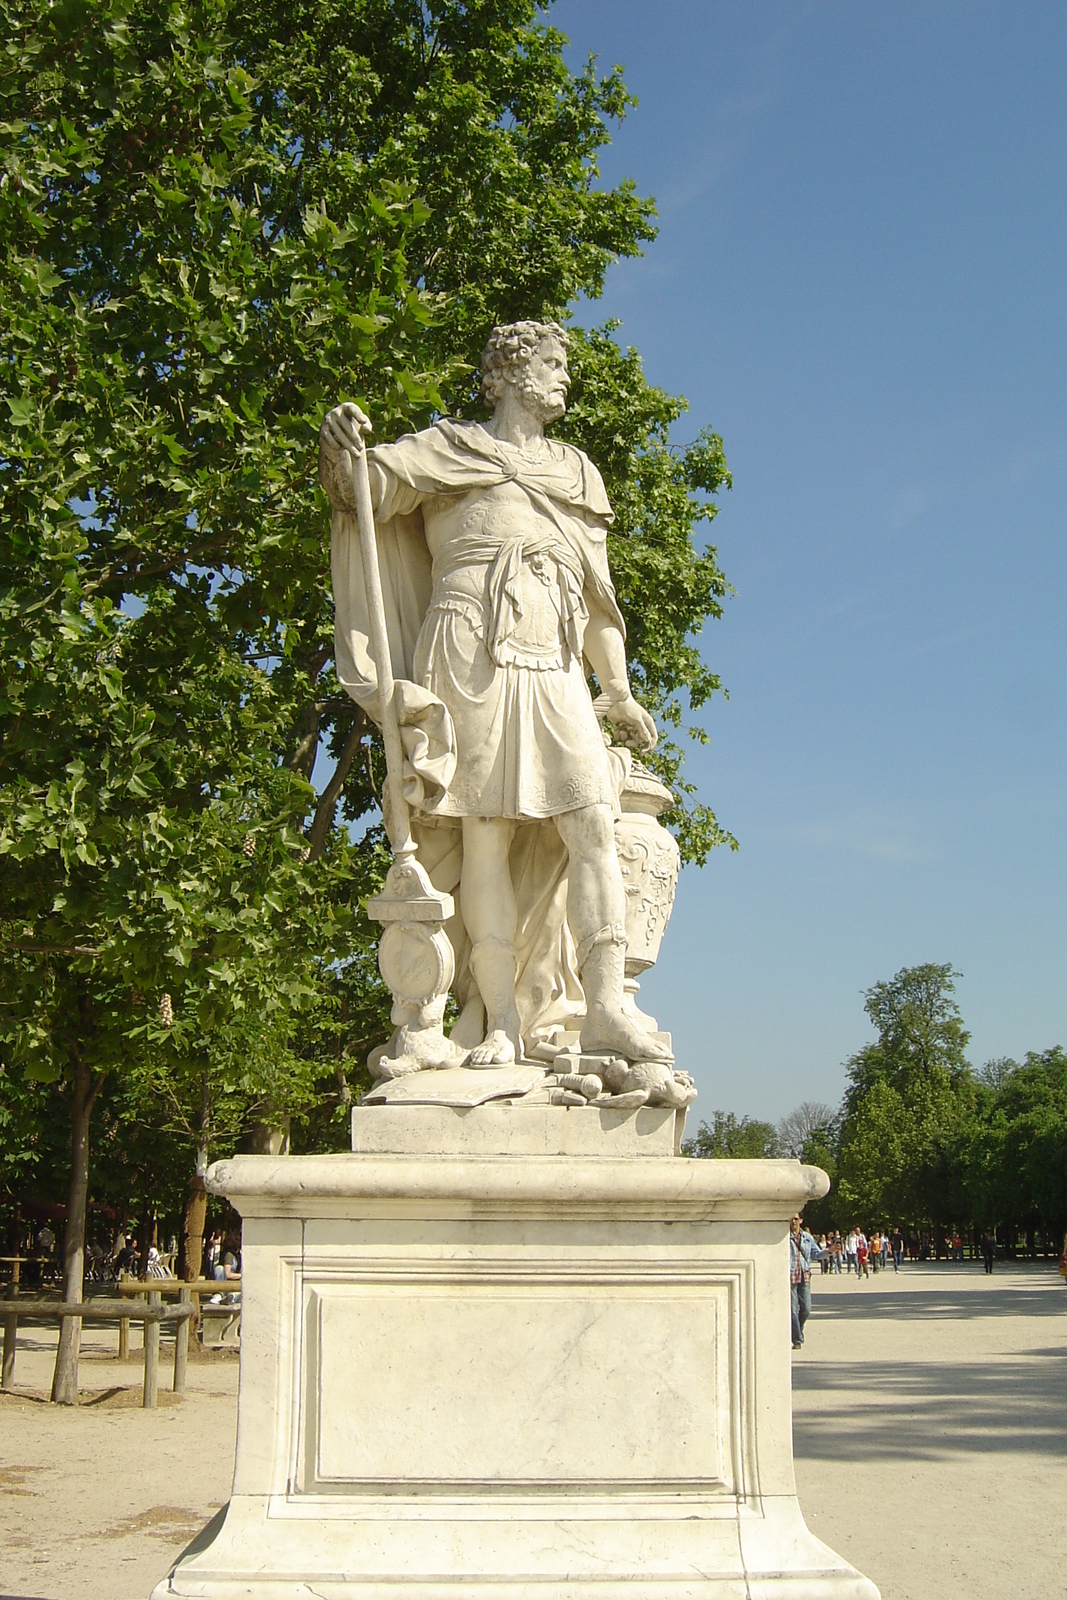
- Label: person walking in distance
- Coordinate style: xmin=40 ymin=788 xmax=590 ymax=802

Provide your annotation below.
xmin=980 ymin=1229 xmax=996 ymax=1274
xmin=890 ymin=1227 xmax=904 ymax=1272
xmin=789 ymin=1212 xmax=825 ymax=1349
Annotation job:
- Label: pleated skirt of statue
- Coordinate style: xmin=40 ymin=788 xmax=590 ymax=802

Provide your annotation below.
xmin=413 ymin=606 xmax=615 ymax=820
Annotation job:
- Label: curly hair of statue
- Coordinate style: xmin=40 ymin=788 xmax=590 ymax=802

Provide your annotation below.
xmin=480 ymin=319 xmax=568 ymax=405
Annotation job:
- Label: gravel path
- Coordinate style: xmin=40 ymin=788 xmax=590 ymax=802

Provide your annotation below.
xmin=793 ymin=1262 xmax=1067 ymax=1600
xmin=0 ymin=1324 xmax=238 ymax=1600
xmin=1 ymin=1262 xmax=1063 ymax=1599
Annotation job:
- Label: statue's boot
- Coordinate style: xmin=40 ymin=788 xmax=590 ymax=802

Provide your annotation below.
xmin=467 ymin=936 xmax=524 ymax=1066
xmin=579 ymin=926 xmax=673 ymax=1063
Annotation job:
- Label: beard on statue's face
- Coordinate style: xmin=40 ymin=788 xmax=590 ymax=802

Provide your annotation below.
xmin=515 ymin=339 xmax=570 ymax=423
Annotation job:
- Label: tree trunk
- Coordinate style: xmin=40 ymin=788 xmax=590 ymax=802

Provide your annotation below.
xmin=181 ymin=1173 xmax=208 ymax=1281
xmin=308 ymin=716 xmax=365 ymax=859
xmin=50 ymin=1056 xmax=97 ymax=1404
xmin=182 ymin=1070 xmax=211 ymax=1281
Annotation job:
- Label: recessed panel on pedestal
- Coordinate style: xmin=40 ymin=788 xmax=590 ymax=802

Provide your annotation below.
xmin=298 ymin=1265 xmax=739 ymax=1497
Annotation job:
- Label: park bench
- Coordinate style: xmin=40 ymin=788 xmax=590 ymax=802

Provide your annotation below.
xmin=116 ymin=1275 xmax=241 ymax=1353
xmin=199 ymin=1298 xmax=241 ymax=1347
xmin=1 ymin=1290 xmax=197 ymax=1407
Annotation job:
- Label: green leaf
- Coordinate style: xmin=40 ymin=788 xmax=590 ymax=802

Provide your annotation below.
xmin=5 ymin=397 xmax=35 ymax=426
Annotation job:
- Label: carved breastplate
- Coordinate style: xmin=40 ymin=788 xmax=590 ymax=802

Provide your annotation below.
xmin=426 ymin=488 xmax=584 ymax=670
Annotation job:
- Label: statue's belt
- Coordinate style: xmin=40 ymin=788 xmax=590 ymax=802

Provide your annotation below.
xmin=429 ymin=532 xmax=587 ymax=668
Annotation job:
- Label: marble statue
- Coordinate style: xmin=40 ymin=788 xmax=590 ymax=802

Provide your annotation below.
xmin=319 ymin=320 xmax=694 ymax=1110
xmin=149 ymin=329 xmax=877 ymax=1600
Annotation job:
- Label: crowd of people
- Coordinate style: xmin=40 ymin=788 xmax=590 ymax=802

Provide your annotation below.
xmin=101 ymin=1228 xmax=242 ymax=1287
xmin=811 ymin=1227 xmax=1007 ymax=1273
xmin=787 ymin=1216 xmax=1036 ymax=1349
xmin=2 ymin=1220 xmax=242 ymax=1289
xmin=89 ymin=1228 xmax=242 ymax=1307
xmin=809 ymin=1227 xmax=906 ymax=1277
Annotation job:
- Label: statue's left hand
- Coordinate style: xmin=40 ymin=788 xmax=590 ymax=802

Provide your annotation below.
xmin=608 ymin=694 xmax=657 ymax=752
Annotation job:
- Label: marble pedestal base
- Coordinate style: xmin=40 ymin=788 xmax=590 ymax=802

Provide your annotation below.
xmin=152 ymin=1106 xmax=878 ymax=1600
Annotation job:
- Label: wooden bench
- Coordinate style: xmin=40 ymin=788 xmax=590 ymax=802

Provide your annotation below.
xmin=1 ymin=1292 xmax=197 ymax=1407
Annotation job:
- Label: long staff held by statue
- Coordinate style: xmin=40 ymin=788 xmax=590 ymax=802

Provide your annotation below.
xmin=346 ymin=440 xmax=416 ymax=862
xmin=345 ymin=438 xmax=467 ymax=1078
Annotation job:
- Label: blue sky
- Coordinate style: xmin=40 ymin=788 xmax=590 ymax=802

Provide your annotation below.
xmin=548 ymin=0 xmax=1067 ymax=1120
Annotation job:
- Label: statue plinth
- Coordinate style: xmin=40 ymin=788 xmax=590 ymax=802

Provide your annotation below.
xmin=152 ymin=1111 xmax=878 ymax=1600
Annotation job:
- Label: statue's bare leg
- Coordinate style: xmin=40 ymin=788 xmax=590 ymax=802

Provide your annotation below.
xmin=556 ymin=804 xmax=672 ymax=1063
xmin=460 ymin=816 xmax=524 ymax=1066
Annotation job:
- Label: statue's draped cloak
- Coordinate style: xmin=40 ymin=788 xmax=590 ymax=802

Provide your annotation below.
xmin=331 ymin=419 xmax=629 ymax=1046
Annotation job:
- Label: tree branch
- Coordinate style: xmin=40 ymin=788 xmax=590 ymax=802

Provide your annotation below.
xmin=0 ymin=942 xmax=103 ymax=957
xmin=307 ymin=715 xmax=366 ymax=859
xmin=286 ymin=712 xmax=322 ymax=777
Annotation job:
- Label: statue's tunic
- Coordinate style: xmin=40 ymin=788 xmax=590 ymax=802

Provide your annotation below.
xmin=364 ymin=420 xmax=623 ymax=821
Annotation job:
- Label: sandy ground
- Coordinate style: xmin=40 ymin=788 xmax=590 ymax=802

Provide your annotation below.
xmin=0 ymin=1263 xmax=1064 ymax=1600
xmin=0 ymin=1320 xmax=238 ymax=1600
xmin=792 ymin=1262 xmax=1067 ymax=1599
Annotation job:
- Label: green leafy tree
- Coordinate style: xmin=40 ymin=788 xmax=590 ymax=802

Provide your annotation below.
xmin=836 ymin=964 xmax=978 ymax=1237
xmin=983 ymin=1049 xmax=1067 ymax=1250
xmin=843 ymin=963 xmax=971 ymax=1114
xmin=835 ymin=1080 xmax=908 ymax=1224
xmin=0 ymin=0 xmax=733 ymax=1400
xmin=684 ymin=1111 xmax=781 ymax=1160
xmin=287 ymin=957 xmax=388 ymax=1153
xmin=0 ymin=1061 xmax=72 ymax=1243
xmin=797 ymin=1129 xmax=838 ymax=1236
xmin=976 ymin=1056 xmax=1018 ymax=1091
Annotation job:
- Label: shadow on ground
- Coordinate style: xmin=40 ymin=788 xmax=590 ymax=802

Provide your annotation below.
xmin=811 ymin=1280 xmax=1066 ymax=1321
xmin=793 ymin=1346 xmax=1067 ymax=1461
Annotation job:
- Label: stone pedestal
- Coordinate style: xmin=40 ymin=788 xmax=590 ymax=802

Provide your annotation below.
xmin=152 ymin=1107 xmax=878 ymax=1600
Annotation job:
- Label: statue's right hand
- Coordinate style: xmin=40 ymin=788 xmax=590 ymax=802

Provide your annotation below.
xmin=319 ymin=402 xmax=372 ymax=510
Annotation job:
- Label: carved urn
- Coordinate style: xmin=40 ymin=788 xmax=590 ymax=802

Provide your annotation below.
xmin=614 ymin=760 xmax=680 ymax=1030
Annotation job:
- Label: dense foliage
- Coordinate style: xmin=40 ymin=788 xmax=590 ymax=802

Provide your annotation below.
xmin=683 ymin=1110 xmax=780 ymax=1161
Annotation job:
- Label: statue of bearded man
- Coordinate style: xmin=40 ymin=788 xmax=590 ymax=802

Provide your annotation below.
xmin=319 ymin=320 xmax=671 ymax=1071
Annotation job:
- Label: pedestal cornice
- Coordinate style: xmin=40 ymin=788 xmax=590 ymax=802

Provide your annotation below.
xmin=207 ymin=1152 xmax=828 ymax=1221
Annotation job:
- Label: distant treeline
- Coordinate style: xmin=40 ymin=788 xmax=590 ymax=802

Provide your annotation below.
xmin=685 ymin=964 xmax=1067 ymax=1257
